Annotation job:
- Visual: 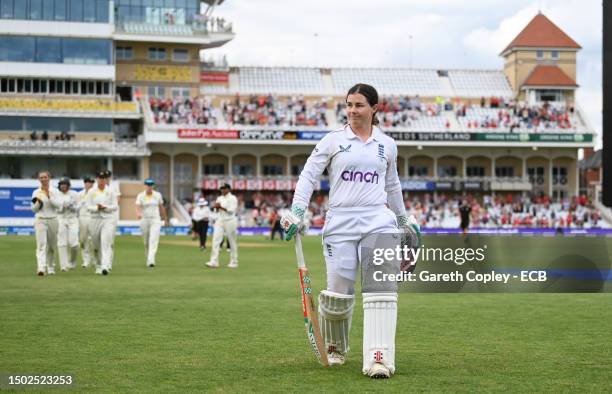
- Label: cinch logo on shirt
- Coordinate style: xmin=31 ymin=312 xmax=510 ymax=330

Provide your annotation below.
xmin=341 ymin=170 xmax=379 ymax=184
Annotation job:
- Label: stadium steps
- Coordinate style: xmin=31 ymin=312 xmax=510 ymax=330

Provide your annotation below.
xmin=443 ymin=110 xmax=461 ymax=130
xmin=321 ymin=71 xmax=335 ymax=95
xmin=172 ymin=200 xmax=191 ymax=225
xmin=327 ymin=109 xmax=341 ymax=128
xmin=228 ymin=70 xmax=240 ymax=93
xmin=437 ymin=73 xmax=455 ymax=98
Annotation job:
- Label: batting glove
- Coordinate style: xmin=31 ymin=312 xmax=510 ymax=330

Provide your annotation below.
xmin=398 ymin=214 xmax=421 ymax=272
xmin=280 ymin=205 xmax=305 ymax=241
xmin=31 ymin=197 xmax=43 ymax=208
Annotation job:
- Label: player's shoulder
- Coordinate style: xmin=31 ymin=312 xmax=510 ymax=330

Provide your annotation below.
xmin=374 ymin=127 xmax=397 ymax=146
xmin=317 ymin=127 xmax=346 ymax=144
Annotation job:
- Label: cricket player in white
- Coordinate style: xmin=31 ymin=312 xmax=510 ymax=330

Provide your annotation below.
xmin=135 ymin=178 xmax=167 ymax=267
xmin=205 ymin=184 xmax=239 ymax=268
xmin=56 ymin=177 xmax=80 ymax=271
xmin=31 ymin=170 xmax=62 ymax=276
xmin=87 ymin=172 xmax=118 ymax=275
xmin=78 ymin=176 xmax=95 ymax=268
xmin=281 ymin=84 xmax=420 ymax=378
xmin=104 ymin=170 xmax=121 ymax=270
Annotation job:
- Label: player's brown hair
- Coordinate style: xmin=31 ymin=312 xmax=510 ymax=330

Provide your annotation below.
xmin=346 ymin=83 xmax=379 ymax=125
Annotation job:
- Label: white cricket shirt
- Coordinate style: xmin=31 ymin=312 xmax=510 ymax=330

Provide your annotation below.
xmin=293 ymin=125 xmax=406 ymax=215
xmin=135 ymin=190 xmax=164 ymax=219
xmin=31 ymin=187 xmax=61 ymax=219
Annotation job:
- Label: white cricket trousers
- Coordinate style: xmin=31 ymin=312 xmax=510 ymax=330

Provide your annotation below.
xmin=34 ymin=217 xmax=58 ymax=274
xmin=209 ymin=217 xmax=238 ymax=264
xmin=89 ymin=217 xmax=115 ymax=270
xmin=321 ymin=205 xmax=399 ymax=294
xmin=79 ymin=217 xmax=93 ymax=267
xmin=140 ymin=218 xmax=161 ymax=266
xmin=58 ymin=217 xmax=79 ymax=270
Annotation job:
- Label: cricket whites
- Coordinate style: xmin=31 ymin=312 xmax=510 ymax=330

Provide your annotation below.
xmin=295 ymin=234 xmax=329 ymax=366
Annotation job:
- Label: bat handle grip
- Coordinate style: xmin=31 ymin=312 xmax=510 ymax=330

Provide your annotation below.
xmin=295 ymin=233 xmax=306 ymax=269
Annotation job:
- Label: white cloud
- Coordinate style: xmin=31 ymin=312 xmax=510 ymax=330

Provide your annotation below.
xmin=463 ymin=5 xmax=539 ymax=56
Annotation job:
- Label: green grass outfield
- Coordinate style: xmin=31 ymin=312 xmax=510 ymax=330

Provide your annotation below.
xmin=0 ymin=235 xmax=611 ymax=393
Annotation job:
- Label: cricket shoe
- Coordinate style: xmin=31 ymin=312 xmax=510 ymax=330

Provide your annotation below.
xmin=366 ymin=362 xmax=390 ymax=379
xmin=95 ymin=268 xmax=102 ymax=275
xmin=205 ymin=261 xmax=219 ymax=268
xmin=327 ymin=352 xmax=346 ymax=366
xmin=37 ymin=271 xmax=45 ymax=276
xmin=61 ymin=268 xmax=68 ymax=272
xmin=47 ymin=269 xmax=55 ymax=275
xmin=227 ymin=261 xmax=238 ymax=269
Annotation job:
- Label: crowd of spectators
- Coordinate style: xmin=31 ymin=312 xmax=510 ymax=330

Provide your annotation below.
xmin=456 ymin=99 xmax=575 ymax=132
xmin=184 ymin=191 xmax=606 ymax=229
xmin=149 ymin=96 xmax=218 ymax=125
xmin=336 ymin=95 xmax=445 ymax=128
xmin=222 ymin=95 xmax=328 ymax=127
xmin=406 ymin=193 xmax=604 ymax=229
xmin=149 ymin=94 xmax=578 ymax=133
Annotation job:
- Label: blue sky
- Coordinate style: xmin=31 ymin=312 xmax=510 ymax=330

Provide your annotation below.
xmin=206 ymin=0 xmax=602 ymax=146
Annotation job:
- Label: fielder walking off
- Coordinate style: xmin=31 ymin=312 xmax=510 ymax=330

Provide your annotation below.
xmin=135 ymin=178 xmax=167 ymax=267
xmin=78 ymin=176 xmax=95 ymax=268
xmin=56 ymin=177 xmax=80 ymax=271
xmin=31 ymin=170 xmax=61 ymax=276
xmin=205 ymin=184 xmax=239 ymax=268
xmin=281 ymin=84 xmax=420 ymax=378
xmin=103 ymin=170 xmax=121 ymax=270
xmin=87 ymin=171 xmax=118 ymax=275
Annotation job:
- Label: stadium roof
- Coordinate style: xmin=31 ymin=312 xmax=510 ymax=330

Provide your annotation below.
xmin=500 ymin=12 xmax=581 ymax=56
xmin=522 ymin=65 xmax=577 ymax=88
xmin=579 ymin=150 xmax=602 ymax=170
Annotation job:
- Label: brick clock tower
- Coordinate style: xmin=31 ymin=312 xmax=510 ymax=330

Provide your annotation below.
xmin=500 ymin=12 xmax=581 ymax=107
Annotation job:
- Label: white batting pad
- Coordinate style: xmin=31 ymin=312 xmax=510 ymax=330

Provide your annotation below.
xmin=362 ymin=292 xmax=398 ymax=375
xmin=318 ymin=290 xmax=355 ymax=356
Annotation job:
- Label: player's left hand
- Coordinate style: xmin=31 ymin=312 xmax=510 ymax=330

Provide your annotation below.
xmin=397 ymin=214 xmax=421 ymax=272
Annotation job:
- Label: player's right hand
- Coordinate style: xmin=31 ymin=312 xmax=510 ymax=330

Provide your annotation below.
xmin=31 ymin=197 xmax=43 ymax=207
xmin=280 ymin=206 xmax=305 ymax=241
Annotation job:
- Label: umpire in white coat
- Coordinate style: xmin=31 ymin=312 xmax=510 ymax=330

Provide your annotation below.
xmin=205 ymin=183 xmax=239 ymax=268
xmin=86 ymin=171 xmax=118 ymax=275
xmin=135 ymin=178 xmax=167 ymax=267
xmin=31 ymin=170 xmax=61 ymax=276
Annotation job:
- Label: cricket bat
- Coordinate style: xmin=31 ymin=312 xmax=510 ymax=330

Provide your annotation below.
xmin=295 ymin=233 xmax=329 ymax=366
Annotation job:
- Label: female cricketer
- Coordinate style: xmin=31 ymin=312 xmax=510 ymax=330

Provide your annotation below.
xmin=281 ymin=84 xmax=420 ymax=378
xmin=31 ymin=170 xmax=61 ymax=276
xmin=56 ymin=177 xmax=80 ymax=271
xmin=135 ymin=178 xmax=167 ymax=267
xmin=86 ymin=171 xmax=118 ymax=275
